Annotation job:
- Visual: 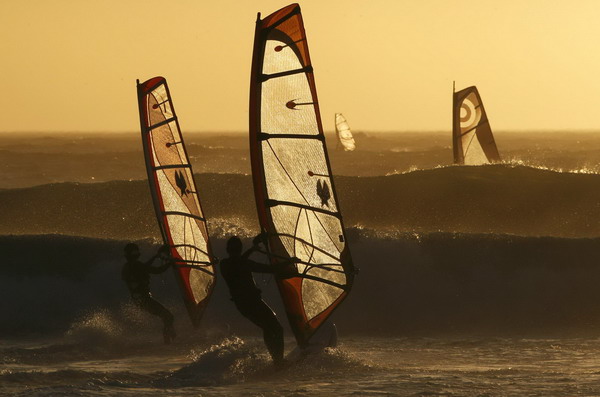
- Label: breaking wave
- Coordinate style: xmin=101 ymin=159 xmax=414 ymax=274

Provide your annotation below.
xmin=155 ymin=336 xmax=371 ymax=388
xmin=2 ymin=232 xmax=600 ymax=338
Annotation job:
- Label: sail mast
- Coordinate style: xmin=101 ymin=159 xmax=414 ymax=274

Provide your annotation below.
xmin=452 ymin=81 xmax=462 ymax=164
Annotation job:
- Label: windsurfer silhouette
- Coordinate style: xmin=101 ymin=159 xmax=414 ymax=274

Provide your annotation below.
xmin=122 ymin=243 xmax=176 ymax=344
xmin=220 ymin=234 xmax=299 ymax=365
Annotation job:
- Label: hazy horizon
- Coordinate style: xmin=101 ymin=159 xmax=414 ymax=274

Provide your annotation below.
xmin=3 ymin=1 xmax=600 ymax=134
xmin=2 ymin=129 xmax=600 ymax=136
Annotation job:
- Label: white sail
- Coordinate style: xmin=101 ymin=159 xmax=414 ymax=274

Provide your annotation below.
xmin=249 ymin=3 xmax=355 ymax=346
xmin=137 ymin=76 xmax=215 ymax=327
xmin=452 ymin=85 xmax=501 ymax=165
xmin=335 ymin=113 xmax=356 ymax=151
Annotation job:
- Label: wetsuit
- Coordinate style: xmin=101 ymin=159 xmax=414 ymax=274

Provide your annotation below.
xmin=220 ymin=248 xmax=287 ymax=363
xmin=122 ymin=257 xmax=174 ymax=337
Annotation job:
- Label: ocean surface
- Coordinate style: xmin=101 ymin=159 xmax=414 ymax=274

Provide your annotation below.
xmin=3 ymin=131 xmax=600 ymax=396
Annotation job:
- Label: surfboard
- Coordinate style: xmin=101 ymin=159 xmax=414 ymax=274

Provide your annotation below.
xmin=249 ymin=3 xmax=356 ymax=349
xmin=137 ymin=77 xmax=216 ymax=328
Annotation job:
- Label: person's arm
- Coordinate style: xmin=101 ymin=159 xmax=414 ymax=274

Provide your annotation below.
xmin=241 ymin=245 xmax=258 ymax=260
xmin=143 ymin=254 xmax=158 ymax=267
xmin=148 ymin=256 xmax=173 ymax=274
xmin=246 ymin=258 xmax=274 ymax=273
xmin=246 ymin=233 xmax=300 ymax=274
xmin=149 ymin=261 xmax=171 ymax=274
xmin=247 ymin=257 xmax=300 ymax=275
xmin=146 ymin=245 xmax=173 ymax=274
xmin=241 ymin=232 xmax=268 ymax=260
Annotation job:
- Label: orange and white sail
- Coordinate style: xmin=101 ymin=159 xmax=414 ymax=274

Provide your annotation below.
xmin=335 ymin=113 xmax=356 ymax=151
xmin=249 ymin=4 xmax=355 ymax=347
xmin=452 ymin=85 xmax=501 ymax=165
xmin=137 ymin=77 xmax=215 ymax=327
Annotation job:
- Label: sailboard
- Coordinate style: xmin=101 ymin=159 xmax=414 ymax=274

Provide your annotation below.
xmin=137 ymin=77 xmax=215 ymax=327
xmin=335 ymin=113 xmax=356 ymax=151
xmin=452 ymin=84 xmax=501 ymax=165
xmin=249 ymin=4 xmax=355 ymax=347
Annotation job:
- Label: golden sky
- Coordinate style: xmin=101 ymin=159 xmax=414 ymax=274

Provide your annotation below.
xmin=1 ymin=0 xmax=600 ymax=133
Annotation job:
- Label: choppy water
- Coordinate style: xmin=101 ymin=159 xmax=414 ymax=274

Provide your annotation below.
xmin=3 ymin=335 xmax=600 ymax=396
xmin=2 ymin=131 xmax=600 ymax=188
xmin=3 ymin=131 xmax=600 ymax=395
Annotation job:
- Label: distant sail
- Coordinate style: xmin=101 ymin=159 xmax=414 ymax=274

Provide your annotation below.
xmin=452 ymin=85 xmax=501 ymax=165
xmin=335 ymin=113 xmax=356 ymax=151
xmin=249 ymin=4 xmax=355 ymax=347
xmin=137 ymin=77 xmax=215 ymax=327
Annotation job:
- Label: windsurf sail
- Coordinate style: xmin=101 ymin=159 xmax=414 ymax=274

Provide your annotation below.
xmin=249 ymin=4 xmax=355 ymax=347
xmin=137 ymin=77 xmax=215 ymax=327
xmin=452 ymin=85 xmax=501 ymax=165
xmin=335 ymin=113 xmax=356 ymax=151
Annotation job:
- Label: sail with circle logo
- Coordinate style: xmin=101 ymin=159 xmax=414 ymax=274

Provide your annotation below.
xmin=136 ymin=77 xmax=215 ymax=327
xmin=249 ymin=4 xmax=355 ymax=347
xmin=452 ymin=84 xmax=501 ymax=165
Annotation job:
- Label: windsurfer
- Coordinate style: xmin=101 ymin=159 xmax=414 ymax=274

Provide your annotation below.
xmin=122 ymin=243 xmax=176 ymax=344
xmin=220 ymin=235 xmax=298 ymax=365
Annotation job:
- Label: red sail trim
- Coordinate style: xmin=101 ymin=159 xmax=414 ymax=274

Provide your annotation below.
xmin=249 ymin=4 xmax=354 ymax=347
xmin=138 ymin=76 xmax=165 ymax=95
xmin=137 ymin=77 xmax=215 ymax=327
xmin=261 ymin=3 xmax=299 ymax=28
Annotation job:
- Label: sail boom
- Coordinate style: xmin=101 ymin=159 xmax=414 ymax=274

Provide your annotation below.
xmin=274 ymin=232 xmax=342 ymax=260
xmin=301 ymin=264 xmax=348 ymax=274
xmin=293 ymin=275 xmax=348 ymax=290
xmin=171 ymin=243 xmax=210 ymax=255
xmin=175 ymin=260 xmax=214 ymax=266
xmin=174 ymin=263 xmax=215 ymax=274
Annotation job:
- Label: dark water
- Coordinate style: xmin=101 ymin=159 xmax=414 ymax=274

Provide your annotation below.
xmin=3 ymin=334 xmax=600 ymax=396
xmin=3 ymin=234 xmax=600 ymax=338
xmin=2 ymin=131 xmax=600 ymax=395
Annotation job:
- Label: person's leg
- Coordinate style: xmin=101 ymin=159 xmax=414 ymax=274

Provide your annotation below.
xmin=139 ymin=295 xmax=175 ymax=343
xmin=237 ymin=299 xmax=284 ymax=362
xmin=257 ymin=302 xmax=284 ymax=363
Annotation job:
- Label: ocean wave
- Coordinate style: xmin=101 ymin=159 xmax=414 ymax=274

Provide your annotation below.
xmin=1 ymin=165 xmax=600 ymax=239
xmin=2 ymin=233 xmax=600 ymax=338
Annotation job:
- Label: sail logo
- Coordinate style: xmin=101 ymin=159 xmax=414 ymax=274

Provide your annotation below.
xmin=316 ymin=179 xmax=331 ymax=207
xmin=175 ymin=170 xmax=189 ymax=196
xmin=460 ymin=94 xmax=481 ymax=131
